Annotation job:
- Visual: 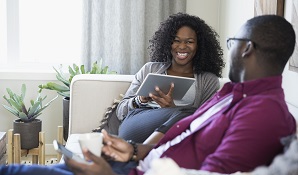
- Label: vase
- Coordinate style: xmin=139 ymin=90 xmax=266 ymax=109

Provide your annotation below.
xmin=63 ymin=97 xmax=70 ymax=141
xmin=13 ymin=119 xmax=42 ymax=150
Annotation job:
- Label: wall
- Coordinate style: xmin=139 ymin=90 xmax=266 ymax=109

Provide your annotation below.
xmin=186 ymin=0 xmax=220 ymax=32
xmin=283 ymin=0 xmax=298 ymax=119
xmin=187 ymin=0 xmax=254 ymax=77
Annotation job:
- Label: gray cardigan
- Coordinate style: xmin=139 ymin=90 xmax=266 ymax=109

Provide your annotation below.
xmin=116 ymin=62 xmax=220 ymax=120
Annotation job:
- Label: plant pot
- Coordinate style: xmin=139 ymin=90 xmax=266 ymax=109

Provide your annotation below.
xmin=63 ymin=97 xmax=70 ymax=141
xmin=13 ymin=119 xmax=42 ymax=150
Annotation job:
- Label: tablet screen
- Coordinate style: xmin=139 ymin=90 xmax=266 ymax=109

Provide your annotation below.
xmin=136 ymin=73 xmax=195 ymax=100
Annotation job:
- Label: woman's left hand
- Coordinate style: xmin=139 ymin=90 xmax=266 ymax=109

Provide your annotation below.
xmin=150 ymin=83 xmax=175 ymax=108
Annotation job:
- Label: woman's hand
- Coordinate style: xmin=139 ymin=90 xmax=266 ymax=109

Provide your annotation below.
xmin=139 ymin=96 xmax=152 ymax=103
xmin=150 ymin=83 xmax=175 ymax=108
xmin=101 ymin=129 xmax=133 ymax=162
xmin=65 ymin=149 xmax=116 ymax=175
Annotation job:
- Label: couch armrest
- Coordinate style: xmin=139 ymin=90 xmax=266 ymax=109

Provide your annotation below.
xmin=68 ymin=74 xmax=134 ymax=135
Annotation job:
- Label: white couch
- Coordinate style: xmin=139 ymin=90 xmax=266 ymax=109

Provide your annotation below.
xmin=62 ymin=74 xmax=230 ymax=161
xmin=68 ymin=74 xmax=229 ymax=135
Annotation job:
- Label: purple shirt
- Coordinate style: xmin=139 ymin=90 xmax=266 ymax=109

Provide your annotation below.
xmin=131 ymin=76 xmax=296 ymax=174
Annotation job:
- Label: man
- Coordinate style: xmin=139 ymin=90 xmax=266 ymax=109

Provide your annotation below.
xmin=0 ymin=15 xmax=296 ymax=175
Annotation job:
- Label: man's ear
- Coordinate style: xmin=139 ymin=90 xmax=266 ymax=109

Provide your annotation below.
xmin=241 ymin=41 xmax=254 ymax=58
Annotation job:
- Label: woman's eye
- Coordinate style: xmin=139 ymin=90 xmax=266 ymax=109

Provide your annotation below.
xmin=173 ymin=39 xmax=180 ymax=43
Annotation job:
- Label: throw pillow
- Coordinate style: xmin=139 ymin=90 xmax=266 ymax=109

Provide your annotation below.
xmin=92 ymin=95 xmax=123 ymax=135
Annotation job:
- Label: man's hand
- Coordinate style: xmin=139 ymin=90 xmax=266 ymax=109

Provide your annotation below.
xmin=101 ymin=129 xmax=133 ymax=162
xmin=150 ymin=83 xmax=175 ymax=108
xmin=65 ymin=149 xmax=116 ymax=175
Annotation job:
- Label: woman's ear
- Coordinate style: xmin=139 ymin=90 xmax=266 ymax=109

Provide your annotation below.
xmin=241 ymin=41 xmax=254 ymax=58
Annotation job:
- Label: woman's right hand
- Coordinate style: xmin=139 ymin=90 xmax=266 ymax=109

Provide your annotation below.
xmin=150 ymin=83 xmax=175 ymax=107
xmin=101 ymin=129 xmax=133 ymax=162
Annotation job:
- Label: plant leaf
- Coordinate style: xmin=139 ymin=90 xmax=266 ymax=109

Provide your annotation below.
xmin=7 ymin=99 xmax=22 ymax=112
xmin=19 ymin=112 xmax=29 ymax=122
xmin=27 ymin=101 xmax=41 ymax=118
xmin=80 ymin=65 xmax=86 ymax=74
xmin=58 ymin=91 xmax=70 ymax=98
xmin=29 ymin=113 xmax=42 ymax=122
xmin=20 ymin=84 xmax=26 ymax=101
xmin=2 ymin=105 xmax=19 ymax=116
xmin=53 ymin=66 xmax=70 ymax=87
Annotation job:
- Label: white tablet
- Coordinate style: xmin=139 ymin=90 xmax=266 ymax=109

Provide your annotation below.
xmin=136 ymin=73 xmax=195 ymax=100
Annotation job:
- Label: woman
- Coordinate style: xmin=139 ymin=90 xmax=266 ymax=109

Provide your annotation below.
xmin=117 ymin=13 xmax=225 ymax=144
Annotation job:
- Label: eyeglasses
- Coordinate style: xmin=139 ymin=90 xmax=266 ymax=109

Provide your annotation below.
xmin=226 ymin=38 xmax=256 ymax=50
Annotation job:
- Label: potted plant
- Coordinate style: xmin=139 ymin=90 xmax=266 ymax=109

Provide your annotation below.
xmin=2 ymin=84 xmax=58 ymax=149
xmin=38 ymin=60 xmax=116 ymax=141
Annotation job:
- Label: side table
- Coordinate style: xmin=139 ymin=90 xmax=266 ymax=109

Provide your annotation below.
xmin=7 ymin=129 xmax=45 ymax=165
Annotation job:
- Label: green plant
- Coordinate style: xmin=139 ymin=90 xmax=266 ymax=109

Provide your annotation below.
xmin=2 ymin=84 xmax=58 ymax=123
xmin=38 ymin=60 xmax=117 ymax=98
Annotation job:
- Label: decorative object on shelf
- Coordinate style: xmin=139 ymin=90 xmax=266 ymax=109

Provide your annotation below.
xmin=2 ymin=84 xmax=58 ymax=149
xmin=38 ymin=60 xmax=117 ymax=141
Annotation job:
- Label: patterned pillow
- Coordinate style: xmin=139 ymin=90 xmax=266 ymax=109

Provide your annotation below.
xmin=92 ymin=96 xmax=123 ymax=135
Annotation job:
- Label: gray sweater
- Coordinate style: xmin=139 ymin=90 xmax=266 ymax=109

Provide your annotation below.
xmin=116 ymin=62 xmax=219 ymax=120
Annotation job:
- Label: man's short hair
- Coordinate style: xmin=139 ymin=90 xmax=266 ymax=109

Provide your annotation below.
xmin=246 ymin=15 xmax=296 ymax=70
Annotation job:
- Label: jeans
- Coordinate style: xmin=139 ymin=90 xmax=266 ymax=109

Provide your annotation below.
xmin=0 ymin=161 xmax=138 ymax=175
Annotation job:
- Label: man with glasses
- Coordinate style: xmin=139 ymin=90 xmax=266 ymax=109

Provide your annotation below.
xmin=0 ymin=15 xmax=296 ymax=175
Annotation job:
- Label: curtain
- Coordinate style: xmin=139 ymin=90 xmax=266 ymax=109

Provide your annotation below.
xmin=81 ymin=0 xmax=186 ymax=74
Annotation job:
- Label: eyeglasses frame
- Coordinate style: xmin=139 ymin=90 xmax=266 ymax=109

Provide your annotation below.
xmin=226 ymin=37 xmax=256 ymax=50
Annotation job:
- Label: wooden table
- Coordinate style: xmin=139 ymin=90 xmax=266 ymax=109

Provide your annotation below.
xmin=7 ymin=129 xmax=45 ymax=165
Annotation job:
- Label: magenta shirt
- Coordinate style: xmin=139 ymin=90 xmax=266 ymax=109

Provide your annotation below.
xmin=131 ymin=76 xmax=296 ymax=174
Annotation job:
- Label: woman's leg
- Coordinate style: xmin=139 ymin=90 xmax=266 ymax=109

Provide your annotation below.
xmin=118 ymin=107 xmax=196 ymax=143
xmin=0 ymin=164 xmax=73 ymax=175
xmin=144 ymin=107 xmax=197 ymax=144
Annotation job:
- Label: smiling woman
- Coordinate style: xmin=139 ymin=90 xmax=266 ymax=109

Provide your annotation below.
xmin=116 ymin=13 xmax=225 ymax=144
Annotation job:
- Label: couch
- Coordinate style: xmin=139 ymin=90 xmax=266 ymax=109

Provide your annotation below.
xmin=61 ymin=74 xmax=230 ymax=161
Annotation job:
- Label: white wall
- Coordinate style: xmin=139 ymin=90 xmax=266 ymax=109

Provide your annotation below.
xmin=187 ymin=0 xmax=254 ymax=77
xmin=186 ymin=0 xmax=220 ymax=32
xmin=283 ymin=0 xmax=298 ymax=119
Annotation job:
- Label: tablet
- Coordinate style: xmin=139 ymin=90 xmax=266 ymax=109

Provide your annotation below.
xmin=136 ymin=73 xmax=195 ymax=100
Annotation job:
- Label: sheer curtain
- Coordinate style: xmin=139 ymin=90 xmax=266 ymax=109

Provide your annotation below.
xmin=81 ymin=0 xmax=186 ymax=74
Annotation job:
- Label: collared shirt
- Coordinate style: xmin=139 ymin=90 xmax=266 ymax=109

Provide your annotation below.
xmin=131 ymin=76 xmax=296 ymax=175
xmin=138 ymin=95 xmax=233 ymax=172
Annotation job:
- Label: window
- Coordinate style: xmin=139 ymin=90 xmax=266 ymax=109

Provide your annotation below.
xmin=0 ymin=0 xmax=82 ymax=72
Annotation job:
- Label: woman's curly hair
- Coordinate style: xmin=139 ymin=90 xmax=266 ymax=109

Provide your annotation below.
xmin=148 ymin=13 xmax=225 ymax=77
